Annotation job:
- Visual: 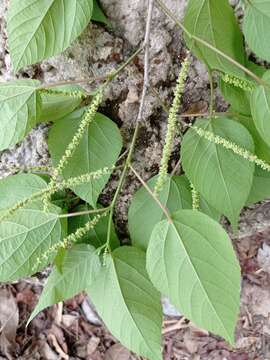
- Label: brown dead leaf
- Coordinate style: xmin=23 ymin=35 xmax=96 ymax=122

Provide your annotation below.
xmin=105 ymin=343 xmax=131 ymax=360
xmin=87 ymin=336 xmax=100 ymax=355
xmin=0 ymin=288 xmax=19 ymax=359
xmin=16 ymin=287 xmax=37 ymax=308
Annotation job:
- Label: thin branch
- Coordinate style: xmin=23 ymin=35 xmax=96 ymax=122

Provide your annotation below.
xmin=136 ymin=0 xmax=155 ymax=124
xmin=181 ymin=111 xmax=235 ymax=118
xmin=171 ymin=159 xmax=181 ymax=176
xmin=130 ymin=165 xmax=172 ymax=223
xmin=58 ymin=206 xmax=110 ymax=219
xmin=155 ymin=0 xmax=267 ymax=86
xmin=39 ymin=75 xmax=108 ymax=90
xmin=207 ymin=67 xmax=215 ymax=116
xmin=105 ymin=0 xmax=155 ymax=250
xmin=39 ymin=46 xmax=143 ymax=90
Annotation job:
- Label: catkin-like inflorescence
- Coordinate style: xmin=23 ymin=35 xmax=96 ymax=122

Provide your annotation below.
xmin=34 ymin=212 xmax=107 ymax=270
xmin=40 ymin=88 xmax=86 ymax=99
xmin=43 ymin=90 xmax=103 ymax=211
xmin=154 ymin=56 xmax=190 ymax=195
xmin=0 ymin=167 xmax=113 ymax=223
xmin=0 ymin=187 xmax=53 ymax=223
xmin=62 ymin=166 xmax=114 ymax=188
xmin=52 ymin=90 xmax=103 ymax=180
xmin=190 ymin=182 xmax=200 ymax=210
xmin=192 ymin=125 xmax=270 ymax=172
xmin=222 ymin=74 xmax=255 ymax=92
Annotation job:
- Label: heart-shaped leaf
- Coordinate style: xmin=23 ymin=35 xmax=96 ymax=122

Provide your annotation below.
xmin=181 ymin=117 xmax=255 ymax=230
xmin=39 ymin=85 xmax=84 ymax=123
xmin=146 ymin=210 xmax=241 ymax=344
xmin=128 ymin=175 xmax=192 ymax=250
xmin=48 ymin=108 xmax=122 ymax=207
xmin=87 ymin=246 xmax=162 ymax=360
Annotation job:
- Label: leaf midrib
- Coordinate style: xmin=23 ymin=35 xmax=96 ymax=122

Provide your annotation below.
xmin=111 ymin=256 xmax=159 ymax=357
xmin=170 ymin=220 xmax=234 ymax=342
xmin=12 ymin=0 xmax=56 ymax=68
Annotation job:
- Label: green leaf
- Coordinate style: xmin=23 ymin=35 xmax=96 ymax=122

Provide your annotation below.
xmin=68 ymin=204 xmax=119 ymax=249
xmin=219 ymin=78 xmax=251 ymax=116
xmin=199 ymin=197 xmax=220 ymax=222
xmin=251 ymin=85 xmax=270 ymax=147
xmin=247 ymin=166 xmax=270 ymax=205
xmin=0 ymin=173 xmax=47 ymax=210
xmin=39 ymin=86 xmax=84 ymax=123
xmin=92 ymin=0 xmax=109 ymax=26
xmin=87 ymin=246 xmax=162 ymax=360
xmin=0 ymin=202 xmax=62 ymax=281
xmin=28 ymin=244 xmax=99 ymax=323
xmin=234 ymin=113 xmax=270 ymax=162
xmin=146 ymin=210 xmax=241 ymax=344
xmin=246 ymin=60 xmax=267 ymax=78
xmin=128 ymin=175 xmax=192 ymax=250
xmin=0 ymin=80 xmax=41 ymax=150
xmin=181 ymin=118 xmax=255 ymax=230
xmin=243 ymin=0 xmax=270 ymax=61
xmin=7 ymin=0 xmax=93 ymax=71
xmin=183 ymin=0 xmax=245 ymax=77
xmin=48 ymin=108 xmax=122 ymax=207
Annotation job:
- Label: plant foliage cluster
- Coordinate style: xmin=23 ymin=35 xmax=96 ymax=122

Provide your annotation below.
xmin=1 ymin=0 xmax=270 ymax=358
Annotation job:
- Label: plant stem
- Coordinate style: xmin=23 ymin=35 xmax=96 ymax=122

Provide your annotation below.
xmin=171 ymin=159 xmax=181 ymax=176
xmin=58 ymin=206 xmax=111 ymax=219
xmin=105 ymin=0 xmax=154 ymax=251
xmin=130 ymin=165 xmax=172 ymax=223
xmin=109 ymin=46 xmax=144 ymax=82
xmin=105 ymin=121 xmax=140 ymax=250
xmin=207 ymin=67 xmax=215 ymax=116
xmin=181 ymin=111 xmax=237 ymax=118
xmin=39 ymin=76 xmax=107 ymax=90
xmin=155 ymin=0 xmax=267 ymax=86
xmin=39 ymin=46 xmax=143 ymax=90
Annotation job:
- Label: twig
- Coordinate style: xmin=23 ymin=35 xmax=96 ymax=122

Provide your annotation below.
xmin=48 ymin=333 xmax=69 ymax=360
xmin=171 ymin=159 xmax=181 ymax=176
xmin=162 ymin=317 xmax=187 ymax=334
xmin=55 ymin=302 xmax=63 ymax=325
xmin=39 ymin=46 xmax=143 ymax=90
xmin=58 ymin=206 xmax=110 ymax=219
xmin=105 ymin=0 xmax=155 ymax=250
xmin=39 ymin=75 xmax=107 ymax=90
xmin=207 ymin=66 xmax=215 ymax=116
xmin=136 ymin=0 xmax=155 ymax=124
xmin=130 ymin=164 xmax=172 ymax=223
